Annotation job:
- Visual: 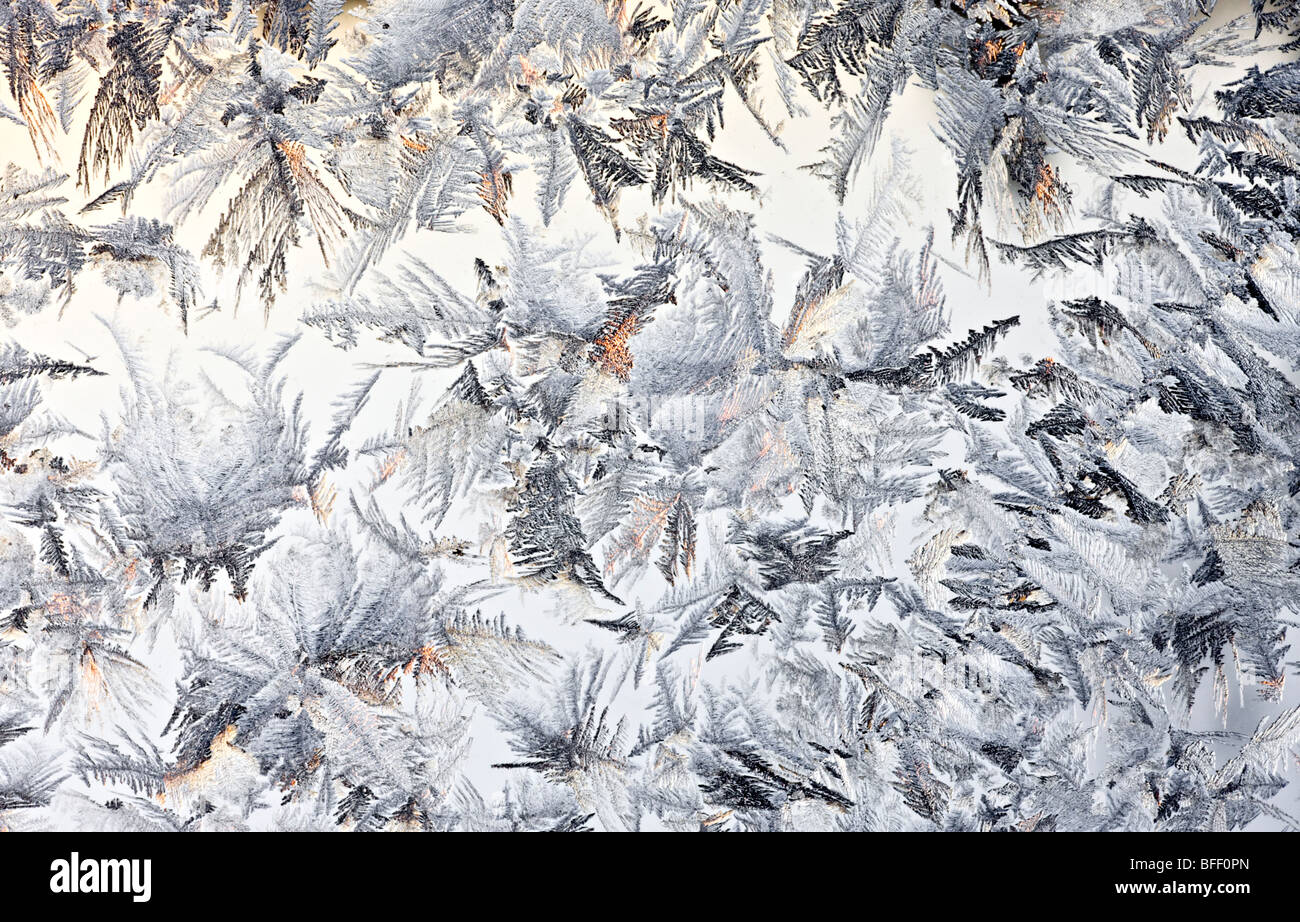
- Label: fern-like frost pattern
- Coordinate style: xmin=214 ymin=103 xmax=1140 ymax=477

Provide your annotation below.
xmin=0 ymin=0 xmax=1298 ymax=832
